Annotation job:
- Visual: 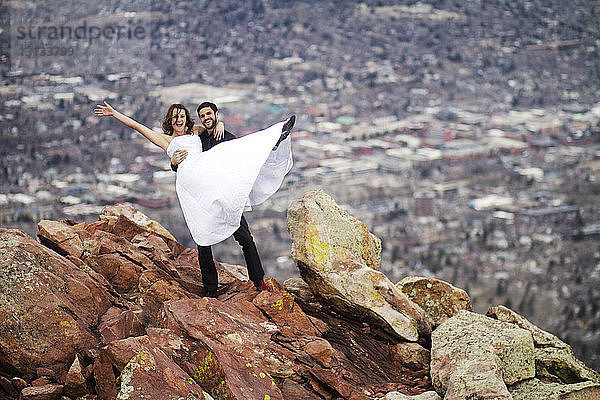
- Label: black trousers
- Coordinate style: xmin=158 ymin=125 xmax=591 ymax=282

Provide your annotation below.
xmin=197 ymin=215 xmax=264 ymax=292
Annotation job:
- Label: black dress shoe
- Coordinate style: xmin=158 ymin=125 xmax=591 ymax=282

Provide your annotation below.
xmin=273 ymin=115 xmax=296 ymax=150
xmin=206 ymin=290 xmax=218 ymax=298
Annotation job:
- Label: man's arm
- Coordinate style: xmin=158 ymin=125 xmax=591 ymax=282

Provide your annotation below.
xmin=170 ymin=150 xmax=187 ymax=172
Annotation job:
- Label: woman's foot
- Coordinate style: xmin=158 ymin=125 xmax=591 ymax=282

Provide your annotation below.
xmin=273 ymin=115 xmax=295 ymax=150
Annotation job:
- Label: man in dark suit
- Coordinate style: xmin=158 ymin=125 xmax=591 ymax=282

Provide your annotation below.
xmin=170 ymin=101 xmax=267 ymax=298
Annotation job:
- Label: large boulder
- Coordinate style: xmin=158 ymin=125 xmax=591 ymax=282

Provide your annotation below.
xmin=37 ymin=210 xmax=216 ymax=325
xmin=509 ymin=378 xmax=600 ymax=400
xmin=20 ymin=384 xmax=64 ymax=400
xmin=430 ymin=310 xmax=535 ymax=399
xmin=100 ymin=204 xmax=177 ymax=242
xmin=383 ymin=391 xmax=441 ymax=400
xmin=287 ymin=190 xmax=431 ymax=341
xmin=397 ymin=276 xmax=471 ymax=328
xmin=93 ymin=334 xmax=208 ymax=400
xmin=287 ymin=189 xmax=381 ymax=271
xmin=0 ymin=228 xmax=113 ymax=380
xmin=115 ymin=345 xmax=207 ymax=400
xmin=159 ymin=297 xmax=292 ymax=400
xmin=487 ymin=305 xmax=600 ymax=385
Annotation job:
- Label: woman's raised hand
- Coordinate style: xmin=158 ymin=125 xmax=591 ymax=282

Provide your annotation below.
xmin=94 ymin=101 xmax=115 ymax=117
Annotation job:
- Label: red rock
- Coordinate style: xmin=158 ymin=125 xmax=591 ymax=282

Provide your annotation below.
xmin=91 ymin=231 xmax=154 ymax=271
xmin=93 ymin=350 xmax=118 ymax=400
xmin=94 ymin=332 xmax=209 ymax=400
xmin=114 ymin=345 xmax=206 ymax=400
xmin=137 ymin=269 xmax=192 ymax=325
xmin=107 ymin=336 xmax=153 ymax=370
xmin=0 ymin=228 xmax=113 ymax=380
xmin=309 ymin=366 xmax=366 ymax=399
xmin=98 ymin=308 xmax=145 ymax=344
xmin=304 ymin=339 xmax=335 ymax=368
xmin=31 ymin=378 xmax=52 ymax=387
xmin=36 ymin=367 xmax=56 ymax=380
xmin=0 ymin=376 xmax=17 ymax=397
xmin=252 ymin=279 xmax=321 ymax=337
xmin=95 ymin=215 xmax=144 ymax=242
xmin=5 ymin=203 xmax=446 ymax=400
xmin=39 ymin=219 xmax=152 ymax=294
xmin=84 ymin=253 xmax=142 ymax=293
xmin=100 ymin=204 xmax=176 ymax=242
xmin=10 ymin=377 xmax=28 ymax=392
xmin=20 ymin=384 xmax=63 ymax=400
xmin=64 ymin=356 xmax=90 ymax=399
xmin=279 ymin=379 xmax=323 ymax=400
xmin=83 ymin=363 xmax=94 ymax=379
xmin=160 ymin=298 xmax=290 ymax=400
xmin=94 ymin=336 xmax=155 ymax=400
xmin=37 ymin=220 xmax=85 ymax=258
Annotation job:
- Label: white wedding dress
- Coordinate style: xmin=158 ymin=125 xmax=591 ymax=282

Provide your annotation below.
xmin=166 ymin=121 xmax=293 ymax=246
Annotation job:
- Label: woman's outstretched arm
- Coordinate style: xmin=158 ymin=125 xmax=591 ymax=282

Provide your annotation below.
xmin=94 ymin=101 xmax=171 ymax=151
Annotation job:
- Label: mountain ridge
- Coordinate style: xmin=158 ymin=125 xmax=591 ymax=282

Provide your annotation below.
xmin=0 ymin=189 xmax=598 ymax=400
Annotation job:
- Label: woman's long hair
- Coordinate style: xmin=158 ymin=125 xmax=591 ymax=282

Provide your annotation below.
xmin=162 ymin=104 xmax=194 ymax=135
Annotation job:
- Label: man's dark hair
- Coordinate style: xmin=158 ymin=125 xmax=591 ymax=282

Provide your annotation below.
xmin=197 ymin=101 xmax=218 ymax=115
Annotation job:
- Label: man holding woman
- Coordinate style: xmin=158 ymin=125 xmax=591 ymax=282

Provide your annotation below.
xmin=94 ymin=100 xmax=295 ymax=298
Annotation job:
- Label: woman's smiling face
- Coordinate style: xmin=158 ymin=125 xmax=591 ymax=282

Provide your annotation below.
xmin=171 ymin=108 xmax=187 ymax=135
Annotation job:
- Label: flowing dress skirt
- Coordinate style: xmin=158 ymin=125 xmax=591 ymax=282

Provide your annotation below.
xmin=166 ymin=121 xmax=292 ymax=245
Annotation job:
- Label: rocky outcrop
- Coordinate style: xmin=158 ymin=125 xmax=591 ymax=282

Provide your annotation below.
xmin=100 ymin=203 xmax=177 ymax=242
xmin=509 ymin=378 xmax=600 ymax=400
xmin=63 ymin=356 xmax=90 ymax=398
xmin=487 ymin=305 xmax=600 ymax=385
xmin=0 ymin=202 xmax=431 ymax=400
xmin=430 ymin=310 xmax=535 ymax=399
xmin=430 ymin=305 xmax=600 ymax=400
xmin=397 ymin=276 xmax=471 ymax=329
xmin=391 ymin=342 xmax=430 ymax=372
xmin=287 ymin=189 xmax=382 ymax=271
xmin=287 ymin=190 xmax=431 ymax=341
xmin=382 ymin=391 xmax=441 ymax=400
xmin=0 ymin=193 xmax=597 ymax=400
xmin=0 ymin=228 xmax=112 ymax=381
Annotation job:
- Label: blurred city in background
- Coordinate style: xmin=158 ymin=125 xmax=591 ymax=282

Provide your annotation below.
xmin=1 ymin=0 xmax=599 ymax=370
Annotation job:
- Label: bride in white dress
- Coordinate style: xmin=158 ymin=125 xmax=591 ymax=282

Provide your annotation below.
xmin=94 ymin=101 xmax=294 ymax=246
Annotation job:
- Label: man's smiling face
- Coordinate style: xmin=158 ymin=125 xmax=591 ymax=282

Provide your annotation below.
xmin=198 ymin=106 xmax=218 ymax=130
